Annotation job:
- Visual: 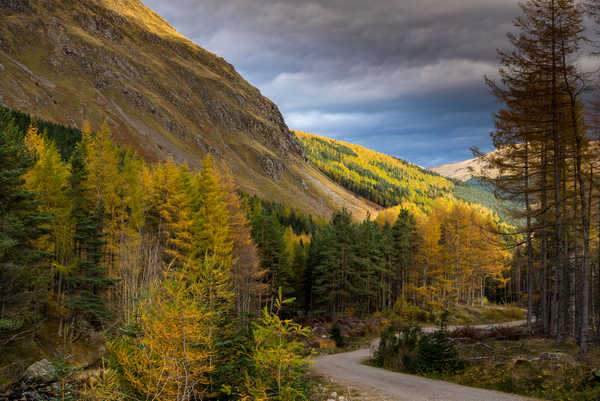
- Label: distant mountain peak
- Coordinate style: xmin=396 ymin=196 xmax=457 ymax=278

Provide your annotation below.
xmin=430 ymin=151 xmax=499 ymax=181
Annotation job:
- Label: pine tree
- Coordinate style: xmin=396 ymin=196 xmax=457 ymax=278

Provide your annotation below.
xmin=391 ymin=209 xmax=417 ymax=303
xmin=67 ymin=142 xmax=115 ymax=326
xmin=0 ymin=116 xmax=48 ymax=325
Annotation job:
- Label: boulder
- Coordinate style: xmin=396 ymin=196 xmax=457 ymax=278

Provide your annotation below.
xmin=539 ymin=352 xmax=576 ymax=364
xmin=23 ymin=359 xmax=57 ymax=384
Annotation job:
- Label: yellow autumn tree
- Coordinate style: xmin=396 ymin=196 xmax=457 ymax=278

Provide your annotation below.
xmin=190 ymin=155 xmax=233 ymax=263
xmin=110 ymin=268 xmax=214 ymax=400
xmin=23 ymin=124 xmax=74 ymax=325
xmin=83 ymin=122 xmax=123 ymax=275
xmin=150 ymin=159 xmax=194 ymax=268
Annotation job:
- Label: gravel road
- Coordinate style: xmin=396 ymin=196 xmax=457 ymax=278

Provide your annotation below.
xmin=312 ymin=321 xmax=538 ymax=401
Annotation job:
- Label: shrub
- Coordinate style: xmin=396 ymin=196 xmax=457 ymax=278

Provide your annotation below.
xmin=393 ymin=301 xmax=431 ymax=323
xmin=404 ymin=329 xmax=466 ymax=375
xmin=374 ymin=320 xmax=464 ymax=375
xmin=330 ymin=322 xmax=345 ymax=348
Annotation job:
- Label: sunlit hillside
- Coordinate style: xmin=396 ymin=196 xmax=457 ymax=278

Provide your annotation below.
xmin=295 ymin=130 xmax=515 ymax=222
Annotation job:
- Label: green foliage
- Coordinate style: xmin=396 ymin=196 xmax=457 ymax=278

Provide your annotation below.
xmin=243 ymin=194 xmax=324 ymax=235
xmin=0 ymin=110 xmax=49 ymax=325
xmin=453 ymin=179 xmax=520 ymax=226
xmin=403 ymin=329 xmax=465 ymax=375
xmin=374 ymin=320 xmax=465 ymax=375
xmin=0 ymin=105 xmax=82 ymax=161
xmin=68 ymin=200 xmax=115 ymax=323
xmin=329 ymin=322 xmax=345 ymax=348
xmin=243 ymin=291 xmax=311 ymax=401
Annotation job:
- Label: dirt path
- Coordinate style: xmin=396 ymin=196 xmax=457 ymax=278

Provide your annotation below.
xmin=312 ymin=321 xmax=538 ymax=401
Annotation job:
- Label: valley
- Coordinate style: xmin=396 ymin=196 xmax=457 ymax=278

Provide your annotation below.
xmin=1 ymin=0 xmax=600 ymax=400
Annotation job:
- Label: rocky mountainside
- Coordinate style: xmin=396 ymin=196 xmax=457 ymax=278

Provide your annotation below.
xmin=0 ymin=0 xmax=377 ymax=218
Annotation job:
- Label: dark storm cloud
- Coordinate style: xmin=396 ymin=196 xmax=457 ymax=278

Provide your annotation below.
xmin=142 ymin=0 xmax=522 ymax=166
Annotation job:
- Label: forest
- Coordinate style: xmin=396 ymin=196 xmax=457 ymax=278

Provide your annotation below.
xmin=0 ymin=106 xmax=309 ymax=400
xmin=4 ymin=1 xmax=600 ymax=399
xmin=0 ymin=103 xmax=514 ymax=399
xmin=295 ymin=131 xmax=515 ymax=223
xmin=248 ymin=197 xmax=510 ymax=317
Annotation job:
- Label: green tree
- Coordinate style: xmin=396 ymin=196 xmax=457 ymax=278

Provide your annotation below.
xmin=0 ymin=116 xmax=49 ymax=327
xmin=242 ymin=291 xmax=310 ymax=401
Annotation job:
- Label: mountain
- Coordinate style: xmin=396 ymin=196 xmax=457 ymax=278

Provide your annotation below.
xmin=430 ymin=151 xmax=500 ymax=181
xmin=295 ymin=131 xmax=514 ymax=221
xmin=0 ymin=0 xmax=377 ymax=218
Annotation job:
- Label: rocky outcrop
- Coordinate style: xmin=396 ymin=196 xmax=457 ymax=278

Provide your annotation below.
xmin=0 ymin=0 xmax=32 ymax=13
xmin=22 ymin=360 xmax=57 ymax=384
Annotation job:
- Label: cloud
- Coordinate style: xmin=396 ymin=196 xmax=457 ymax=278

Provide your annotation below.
xmin=141 ymin=0 xmax=524 ymax=166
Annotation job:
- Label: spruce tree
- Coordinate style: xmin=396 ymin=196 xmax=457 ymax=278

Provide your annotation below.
xmin=67 ymin=143 xmax=115 ymax=325
xmin=0 ymin=117 xmax=48 ymax=324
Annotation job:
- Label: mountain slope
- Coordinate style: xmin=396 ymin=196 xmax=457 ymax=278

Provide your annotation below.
xmin=430 ymin=150 xmax=501 ymax=182
xmin=295 ymin=131 xmax=513 ymax=220
xmin=0 ymin=0 xmax=377 ymax=218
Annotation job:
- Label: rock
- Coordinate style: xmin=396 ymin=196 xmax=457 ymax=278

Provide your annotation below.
xmin=539 ymin=352 xmax=576 ymax=364
xmin=330 ymin=392 xmax=337 ymax=399
xmin=0 ymin=63 xmax=5 ymax=71
xmin=260 ymin=156 xmax=285 ymax=181
xmin=0 ymin=0 xmax=32 ymax=13
xmin=23 ymin=359 xmax=57 ymax=384
xmin=594 ymin=369 xmax=600 ymax=379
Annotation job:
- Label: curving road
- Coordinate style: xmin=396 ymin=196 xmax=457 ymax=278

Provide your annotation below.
xmin=312 ymin=321 xmax=538 ymax=401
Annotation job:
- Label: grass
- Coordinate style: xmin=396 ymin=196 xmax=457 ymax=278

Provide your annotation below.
xmin=443 ymin=335 xmax=600 ymax=401
xmin=369 ymin=320 xmax=600 ymax=401
xmin=446 ymin=304 xmax=525 ymax=326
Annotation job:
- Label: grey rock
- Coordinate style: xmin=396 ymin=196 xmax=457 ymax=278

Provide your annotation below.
xmin=23 ymin=360 xmax=57 ymax=384
xmin=0 ymin=0 xmax=31 ymax=12
xmin=260 ymin=156 xmax=285 ymax=181
xmin=539 ymin=352 xmax=575 ymax=364
xmin=0 ymin=63 xmax=5 ymax=71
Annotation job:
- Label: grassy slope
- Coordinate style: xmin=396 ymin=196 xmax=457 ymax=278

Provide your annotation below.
xmin=295 ymin=131 xmax=514 ymax=221
xmin=0 ymin=0 xmax=377 ymax=219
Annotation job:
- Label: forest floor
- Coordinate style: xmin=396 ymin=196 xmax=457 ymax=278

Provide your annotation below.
xmin=311 ymin=321 xmax=535 ymax=401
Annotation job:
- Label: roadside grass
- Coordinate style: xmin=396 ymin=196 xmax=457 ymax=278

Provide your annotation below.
xmin=369 ymin=322 xmax=600 ymax=401
xmin=310 ymin=374 xmax=386 ymax=401
xmin=446 ymin=304 xmax=525 ymax=326
xmin=442 ymin=332 xmax=600 ymax=401
xmin=307 ymin=304 xmax=525 ymax=356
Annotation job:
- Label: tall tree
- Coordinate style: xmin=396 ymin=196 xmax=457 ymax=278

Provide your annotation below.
xmin=0 ymin=116 xmax=48 ymax=325
xmin=484 ymin=0 xmax=588 ymax=344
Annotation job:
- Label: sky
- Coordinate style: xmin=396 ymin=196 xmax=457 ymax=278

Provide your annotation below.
xmin=142 ymin=0 xmax=523 ymax=167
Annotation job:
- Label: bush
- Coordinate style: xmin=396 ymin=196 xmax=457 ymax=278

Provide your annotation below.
xmin=373 ymin=322 xmax=422 ymax=370
xmin=404 ymin=329 xmax=466 ymax=375
xmin=374 ymin=319 xmax=464 ymax=375
xmin=330 ymin=322 xmax=345 ymax=348
xmin=393 ymin=301 xmax=431 ymax=323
